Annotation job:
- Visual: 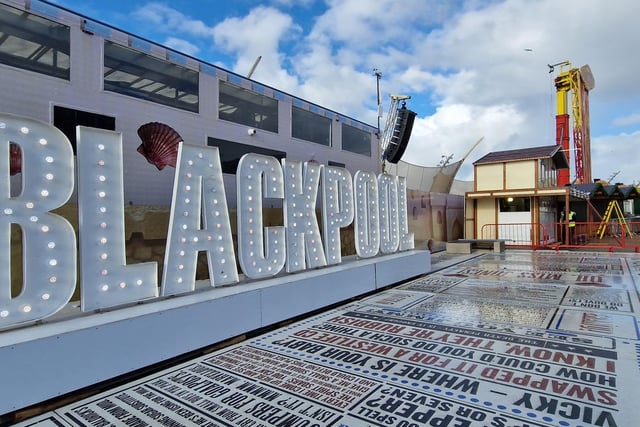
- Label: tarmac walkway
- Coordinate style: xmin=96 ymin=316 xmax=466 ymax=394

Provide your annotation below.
xmin=16 ymin=249 xmax=640 ymax=427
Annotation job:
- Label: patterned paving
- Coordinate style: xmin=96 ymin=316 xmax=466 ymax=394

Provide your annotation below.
xmin=18 ymin=250 xmax=640 ymax=427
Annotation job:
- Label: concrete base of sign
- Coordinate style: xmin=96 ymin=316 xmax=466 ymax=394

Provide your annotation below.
xmin=446 ymin=239 xmax=505 ymax=253
xmin=0 ymin=249 xmax=429 ymax=416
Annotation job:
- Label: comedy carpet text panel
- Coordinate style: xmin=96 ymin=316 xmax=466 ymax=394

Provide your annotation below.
xmin=23 ymin=251 xmax=640 ymax=427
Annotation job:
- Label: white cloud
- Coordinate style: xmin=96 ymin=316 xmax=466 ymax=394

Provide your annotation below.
xmin=211 ymin=6 xmax=302 ymax=89
xmin=353 ymin=0 xmax=640 ymax=184
xmin=133 ymin=3 xmax=215 ymax=39
xmin=164 ymin=37 xmax=199 ymax=57
xmin=310 ymin=0 xmax=457 ymax=49
xmin=270 ymin=0 xmax=316 ymax=7
xmin=591 ymin=131 xmax=640 ymax=184
xmin=125 ymin=0 xmax=640 ymax=185
xmin=405 ymin=103 xmax=525 ymax=180
xmin=613 ymin=113 xmax=640 ymax=128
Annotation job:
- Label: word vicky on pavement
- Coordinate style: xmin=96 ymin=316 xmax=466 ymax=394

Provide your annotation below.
xmin=0 ymin=113 xmax=413 ymax=329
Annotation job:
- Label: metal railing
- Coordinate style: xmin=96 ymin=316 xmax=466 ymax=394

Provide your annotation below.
xmin=479 ymin=221 xmax=640 ymax=252
xmin=479 ymin=222 xmax=549 ymax=248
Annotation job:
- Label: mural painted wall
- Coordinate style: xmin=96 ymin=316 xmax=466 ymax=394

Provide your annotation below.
xmin=407 ymin=190 xmax=465 ymax=247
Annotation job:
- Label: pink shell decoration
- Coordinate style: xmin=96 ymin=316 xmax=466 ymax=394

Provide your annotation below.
xmin=136 ymin=122 xmax=182 ymax=170
xmin=10 ymin=143 xmax=21 ymax=175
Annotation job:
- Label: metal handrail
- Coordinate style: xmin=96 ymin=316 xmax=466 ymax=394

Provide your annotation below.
xmin=479 ymin=221 xmax=640 ymax=252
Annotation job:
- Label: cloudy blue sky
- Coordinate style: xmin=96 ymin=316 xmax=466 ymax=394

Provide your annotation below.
xmin=51 ymin=0 xmax=640 ymax=184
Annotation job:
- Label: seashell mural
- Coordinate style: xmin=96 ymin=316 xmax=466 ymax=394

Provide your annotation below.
xmin=136 ymin=122 xmax=182 ymax=170
xmin=10 ymin=143 xmax=21 ymax=175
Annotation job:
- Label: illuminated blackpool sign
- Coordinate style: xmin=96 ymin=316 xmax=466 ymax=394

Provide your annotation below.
xmin=0 ymin=113 xmax=414 ymax=330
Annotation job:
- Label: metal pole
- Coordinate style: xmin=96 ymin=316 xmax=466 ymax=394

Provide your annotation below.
xmin=247 ymin=56 xmax=262 ymax=79
xmin=373 ymin=68 xmax=383 ymax=171
xmin=373 ymin=69 xmax=382 ymax=137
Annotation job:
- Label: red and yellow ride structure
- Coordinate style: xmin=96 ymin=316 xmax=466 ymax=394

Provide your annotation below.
xmin=553 ymin=61 xmax=595 ymax=185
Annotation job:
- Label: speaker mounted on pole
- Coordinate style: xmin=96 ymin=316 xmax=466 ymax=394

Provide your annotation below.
xmin=382 ymin=103 xmax=416 ymax=164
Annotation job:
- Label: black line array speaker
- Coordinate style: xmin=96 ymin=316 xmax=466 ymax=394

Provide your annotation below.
xmin=383 ymin=106 xmax=416 ymax=164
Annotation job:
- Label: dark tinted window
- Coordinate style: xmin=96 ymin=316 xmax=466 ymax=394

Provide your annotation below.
xmin=218 ymin=81 xmax=278 ymax=132
xmin=104 ymin=41 xmax=199 ymax=112
xmin=499 ymin=197 xmax=531 ymax=212
xmin=341 ymin=123 xmax=372 ymax=156
xmin=0 ymin=3 xmax=70 ymax=79
xmin=53 ymin=106 xmax=116 ymax=153
xmin=207 ymin=137 xmax=285 ymax=174
xmin=292 ymin=106 xmax=331 ymax=146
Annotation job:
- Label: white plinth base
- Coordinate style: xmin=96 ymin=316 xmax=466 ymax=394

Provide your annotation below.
xmin=0 ymin=250 xmax=430 ymax=415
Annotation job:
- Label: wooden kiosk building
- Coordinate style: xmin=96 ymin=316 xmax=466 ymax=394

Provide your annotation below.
xmin=465 ymin=145 xmax=571 ymax=245
xmin=464 ymin=144 xmax=639 ymax=246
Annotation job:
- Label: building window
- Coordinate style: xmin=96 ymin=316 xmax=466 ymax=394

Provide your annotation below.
xmin=0 ymin=3 xmax=70 ymax=79
xmin=53 ymin=106 xmax=116 ymax=153
xmin=218 ymin=81 xmax=278 ymax=132
xmin=341 ymin=123 xmax=372 ymax=156
xmin=292 ymin=106 xmax=331 ymax=146
xmin=538 ymin=158 xmax=557 ymax=187
xmin=207 ymin=137 xmax=285 ymax=174
xmin=499 ymin=197 xmax=531 ymax=212
xmin=328 ymin=161 xmax=345 ymax=168
xmin=103 ymin=41 xmax=199 ymax=112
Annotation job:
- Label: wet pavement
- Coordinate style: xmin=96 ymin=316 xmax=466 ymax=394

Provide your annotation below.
xmin=17 ymin=249 xmax=640 ymax=427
